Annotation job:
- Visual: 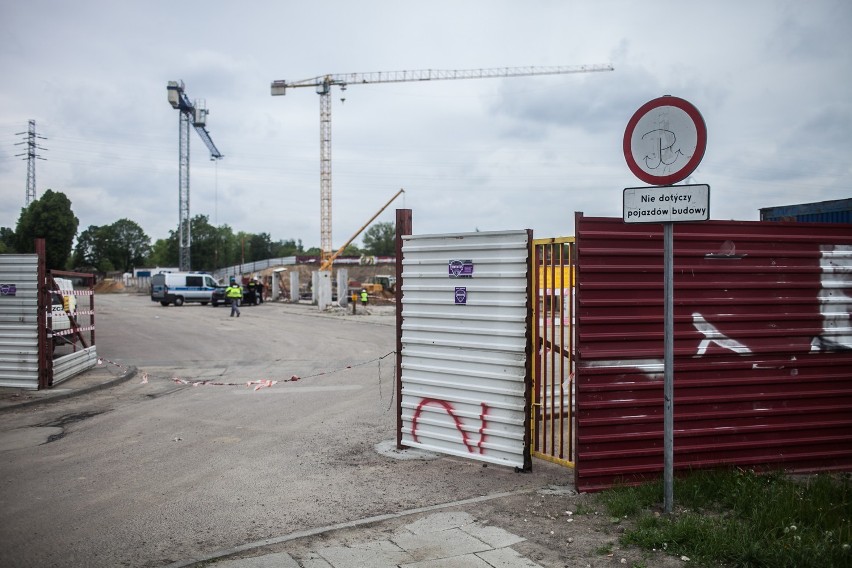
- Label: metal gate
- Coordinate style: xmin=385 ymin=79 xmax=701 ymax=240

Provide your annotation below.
xmin=398 ymin=230 xmax=532 ymax=469
xmin=531 ymin=237 xmax=576 ymax=467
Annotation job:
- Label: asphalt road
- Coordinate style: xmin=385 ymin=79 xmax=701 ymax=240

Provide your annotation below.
xmin=0 ymin=294 xmax=568 ymax=567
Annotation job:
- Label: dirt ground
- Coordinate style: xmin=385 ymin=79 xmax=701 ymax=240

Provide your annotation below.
xmin=466 ymin=487 xmax=688 ymax=568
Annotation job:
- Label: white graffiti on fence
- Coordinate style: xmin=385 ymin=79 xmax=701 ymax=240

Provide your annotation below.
xmin=692 ymin=313 xmax=752 ymax=357
xmin=811 ymin=244 xmax=852 ymax=352
xmin=582 ymin=242 xmax=852 ymax=379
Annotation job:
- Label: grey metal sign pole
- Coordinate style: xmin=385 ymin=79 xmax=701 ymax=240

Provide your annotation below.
xmin=663 ymin=222 xmax=674 ymax=513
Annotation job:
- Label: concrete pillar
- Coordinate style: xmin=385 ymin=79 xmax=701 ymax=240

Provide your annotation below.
xmin=316 ymin=270 xmax=332 ymax=310
xmin=311 ymin=271 xmax=318 ymax=304
xmin=337 ymin=268 xmax=348 ymax=307
xmin=271 ymin=271 xmax=280 ymax=301
xmin=289 ymin=271 xmax=299 ymax=302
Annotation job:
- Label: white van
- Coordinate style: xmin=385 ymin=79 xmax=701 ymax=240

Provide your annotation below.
xmin=151 ymin=272 xmax=218 ymax=306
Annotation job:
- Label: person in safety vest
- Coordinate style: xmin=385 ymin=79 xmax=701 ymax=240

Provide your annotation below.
xmin=360 ymin=288 xmax=368 ymax=307
xmin=226 ymin=279 xmax=243 ymax=317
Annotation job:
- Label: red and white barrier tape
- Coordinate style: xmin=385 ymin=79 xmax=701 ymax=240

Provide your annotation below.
xmin=51 ymin=325 xmax=96 ymax=337
xmin=96 ymin=356 xmax=130 ymax=373
xmin=140 ymin=351 xmax=396 ymax=392
xmin=63 ymin=289 xmax=94 ymax=296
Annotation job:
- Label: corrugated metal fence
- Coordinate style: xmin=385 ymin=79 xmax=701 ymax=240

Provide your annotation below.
xmin=0 ymin=255 xmax=40 ymax=388
xmin=399 ymin=230 xmax=532 ymax=469
xmin=0 ymin=253 xmax=98 ymax=390
xmin=574 ymin=214 xmax=852 ymax=491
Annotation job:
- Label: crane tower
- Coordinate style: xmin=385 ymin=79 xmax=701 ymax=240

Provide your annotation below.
xmin=167 ymin=80 xmax=224 ymax=271
xmin=271 ymin=64 xmax=614 ymax=264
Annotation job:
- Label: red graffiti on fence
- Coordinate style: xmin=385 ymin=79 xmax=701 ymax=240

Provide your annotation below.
xmin=411 ymin=398 xmax=489 ymax=454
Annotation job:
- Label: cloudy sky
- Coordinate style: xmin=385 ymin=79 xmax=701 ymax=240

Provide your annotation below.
xmin=1 ymin=1 xmax=850 ymax=251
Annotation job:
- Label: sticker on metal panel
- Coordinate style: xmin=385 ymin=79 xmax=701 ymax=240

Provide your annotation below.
xmin=448 ymin=259 xmax=474 ymax=278
xmin=0 ymin=284 xmax=17 ymax=297
xmin=454 ymin=287 xmax=467 ymax=305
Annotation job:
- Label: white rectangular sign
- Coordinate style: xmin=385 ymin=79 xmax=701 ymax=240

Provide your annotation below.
xmin=623 ymin=184 xmax=710 ymax=223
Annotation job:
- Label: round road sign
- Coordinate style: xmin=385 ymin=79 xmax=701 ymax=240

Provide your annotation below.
xmin=623 ymin=96 xmax=707 ymax=186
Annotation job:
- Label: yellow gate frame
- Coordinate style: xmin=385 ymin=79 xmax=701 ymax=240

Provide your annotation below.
xmin=531 ymin=237 xmax=576 ymax=468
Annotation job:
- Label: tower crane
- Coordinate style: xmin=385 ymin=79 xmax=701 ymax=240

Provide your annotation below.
xmin=167 ymin=80 xmax=224 ymax=271
xmin=270 ymin=64 xmax=613 ymax=265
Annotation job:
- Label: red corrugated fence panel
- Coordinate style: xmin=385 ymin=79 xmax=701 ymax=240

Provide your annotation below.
xmin=574 ymin=214 xmax=852 ymax=492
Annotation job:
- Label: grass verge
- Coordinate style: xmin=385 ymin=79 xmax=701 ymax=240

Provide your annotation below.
xmin=593 ymin=468 xmax=851 ymax=567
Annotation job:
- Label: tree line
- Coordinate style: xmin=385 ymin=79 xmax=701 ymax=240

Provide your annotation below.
xmin=0 ymin=189 xmax=397 ymax=272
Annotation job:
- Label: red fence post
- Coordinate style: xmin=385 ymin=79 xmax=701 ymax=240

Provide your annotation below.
xmin=395 ymin=208 xmax=412 ymax=449
xmin=35 ymin=238 xmax=52 ymax=389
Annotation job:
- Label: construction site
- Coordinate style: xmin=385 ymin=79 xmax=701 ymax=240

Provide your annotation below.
xmin=118 ymin=67 xmax=614 ymax=309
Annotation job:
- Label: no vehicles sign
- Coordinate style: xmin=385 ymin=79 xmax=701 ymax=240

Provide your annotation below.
xmin=623 ymin=96 xmax=707 ymax=186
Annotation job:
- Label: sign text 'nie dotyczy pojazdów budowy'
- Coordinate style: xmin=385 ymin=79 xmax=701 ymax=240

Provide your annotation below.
xmin=623 ymin=184 xmax=710 ymax=223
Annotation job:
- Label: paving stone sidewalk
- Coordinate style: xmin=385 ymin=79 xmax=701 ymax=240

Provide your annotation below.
xmin=211 ymin=511 xmax=543 ymax=568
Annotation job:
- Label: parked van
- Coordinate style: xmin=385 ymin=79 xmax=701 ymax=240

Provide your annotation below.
xmin=151 ymin=272 xmax=219 ymax=306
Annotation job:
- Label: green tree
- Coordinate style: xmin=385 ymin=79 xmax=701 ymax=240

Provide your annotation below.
xmin=362 ymin=222 xmax=395 ymax=256
xmin=73 ymin=224 xmax=112 ymax=271
xmin=148 ymin=237 xmax=178 ymax=268
xmin=152 ymin=216 xmax=230 ymax=271
xmin=271 ymin=238 xmax=303 ymax=257
xmin=341 ymin=243 xmax=362 ymax=256
xmin=0 ymin=227 xmax=16 ymax=254
xmin=73 ymin=220 xmax=151 ymax=273
xmin=188 ymin=215 xmax=221 ymax=271
xmin=248 ymin=232 xmax=273 ymax=262
xmin=234 ymin=231 xmax=253 ymax=266
xmin=15 ymin=189 xmax=79 ymax=269
xmin=215 ymin=224 xmax=239 ymax=268
xmin=109 ymin=219 xmax=150 ymax=272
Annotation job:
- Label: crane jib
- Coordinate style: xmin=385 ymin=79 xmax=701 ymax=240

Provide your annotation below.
xmin=270 ymin=63 xmax=613 ymax=266
xmin=273 ymin=64 xmax=614 ymax=91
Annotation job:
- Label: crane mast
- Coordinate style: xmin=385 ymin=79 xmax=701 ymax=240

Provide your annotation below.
xmin=167 ymin=80 xmax=224 ymax=271
xmin=271 ymin=64 xmax=614 ymax=265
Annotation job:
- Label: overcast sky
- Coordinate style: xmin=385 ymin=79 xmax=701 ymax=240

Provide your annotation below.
xmin=1 ymin=1 xmax=850 ymax=251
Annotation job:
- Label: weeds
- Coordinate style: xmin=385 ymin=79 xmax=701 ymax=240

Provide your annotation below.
xmin=595 ymin=469 xmax=851 ymax=567
xmin=594 ymin=542 xmax=614 ymax=555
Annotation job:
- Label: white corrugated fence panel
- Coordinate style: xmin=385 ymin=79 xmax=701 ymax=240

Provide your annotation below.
xmin=53 ymin=346 xmax=98 ymax=385
xmin=0 ymin=255 xmax=40 ymax=389
xmin=400 ymin=230 xmax=530 ymax=468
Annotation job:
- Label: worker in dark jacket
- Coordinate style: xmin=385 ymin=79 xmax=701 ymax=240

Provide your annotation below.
xmin=226 ymin=280 xmax=243 ymax=317
xmin=247 ymin=278 xmax=257 ymax=305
